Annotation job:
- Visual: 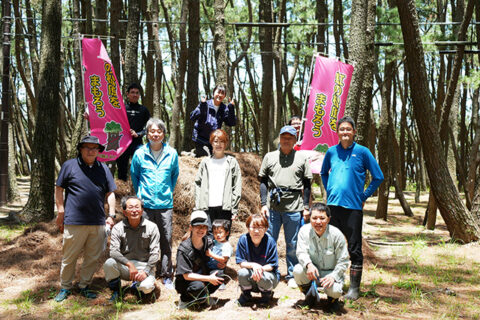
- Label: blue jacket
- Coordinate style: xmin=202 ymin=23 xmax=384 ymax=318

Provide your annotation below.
xmin=130 ymin=142 xmax=179 ymax=209
xmin=321 ymin=142 xmax=384 ymax=210
xmin=190 ymin=99 xmax=236 ymax=144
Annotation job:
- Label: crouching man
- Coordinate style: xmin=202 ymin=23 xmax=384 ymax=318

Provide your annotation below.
xmin=293 ymin=203 xmax=349 ymax=312
xmin=104 ymin=196 xmax=160 ymax=301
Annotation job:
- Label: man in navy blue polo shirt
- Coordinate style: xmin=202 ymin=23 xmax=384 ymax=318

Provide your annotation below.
xmin=321 ymin=116 xmax=384 ymax=301
xmin=54 ymin=135 xmax=117 ymax=302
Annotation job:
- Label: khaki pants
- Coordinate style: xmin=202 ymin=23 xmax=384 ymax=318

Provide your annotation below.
xmin=60 ymin=225 xmax=105 ymax=290
xmin=103 ymin=258 xmax=155 ymax=294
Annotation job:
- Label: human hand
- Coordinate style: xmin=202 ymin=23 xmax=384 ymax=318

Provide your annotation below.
xmin=232 ymin=213 xmax=238 ymax=221
xmin=319 ymin=275 xmax=334 ymax=289
xmin=56 ymin=212 xmax=64 ymax=233
xmin=83 ymin=112 xmax=89 ymax=120
xmin=251 ymin=263 xmax=264 ymax=282
xmin=208 ymin=271 xmax=224 ymax=286
xmin=201 ymin=96 xmax=207 ymax=103
xmin=135 ymin=270 xmax=148 ymax=282
xmin=217 ymin=261 xmax=226 ymax=269
xmin=229 ymin=97 xmax=235 ymax=106
xmin=261 ymin=206 xmax=269 ymax=218
xmin=306 ymin=263 xmax=320 ymax=281
xmin=303 ymin=209 xmax=310 ymax=223
xmin=128 ymin=263 xmax=138 ymax=281
xmin=130 ymin=129 xmax=138 ymax=138
xmin=106 ymin=216 xmax=115 ymax=228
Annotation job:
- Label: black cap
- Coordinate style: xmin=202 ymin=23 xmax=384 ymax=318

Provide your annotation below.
xmin=77 ymin=135 xmax=105 ymax=152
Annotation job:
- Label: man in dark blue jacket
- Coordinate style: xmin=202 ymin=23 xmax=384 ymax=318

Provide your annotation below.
xmin=321 ymin=116 xmax=384 ymax=301
xmin=190 ymin=85 xmax=236 ymax=157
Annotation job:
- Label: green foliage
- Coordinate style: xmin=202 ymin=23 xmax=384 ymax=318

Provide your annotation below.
xmin=104 ymin=121 xmax=122 ymax=133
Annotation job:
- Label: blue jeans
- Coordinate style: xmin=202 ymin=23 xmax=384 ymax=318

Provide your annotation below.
xmin=267 ymin=210 xmax=302 ymax=279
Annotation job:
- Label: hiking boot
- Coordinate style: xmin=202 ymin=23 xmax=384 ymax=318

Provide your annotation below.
xmin=54 ymin=289 xmax=71 ymax=302
xmin=236 ymin=290 xmax=252 ymax=306
xmin=287 ymin=278 xmax=298 ymax=288
xmin=79 ymin=286 xmax=97 ymax=299
xmin=259 ymin=291 xmax=273 ymax=305
xmin=344 ymin=265 xmax=362 ymax=301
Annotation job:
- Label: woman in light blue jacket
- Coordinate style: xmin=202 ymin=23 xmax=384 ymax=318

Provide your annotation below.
xmin=130 ymin=118 xmax=179 ymax=289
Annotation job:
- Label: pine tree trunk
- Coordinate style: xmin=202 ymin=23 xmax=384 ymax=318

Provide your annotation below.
xmin=19 ymin=0 xmax=62 ymax=223
xmin=397 ymin=0 xmax=480 ymax=242
xmin=124 ymin=0 xmax=141 ymax=89
xmin=182 ymin=0 xmax=200 ymax=152
xmin=214 ymin=0 xmax=227 ymax=88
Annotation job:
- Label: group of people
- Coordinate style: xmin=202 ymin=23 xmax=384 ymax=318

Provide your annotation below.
xmin=53 ymin=83 xmax=384 ymax=313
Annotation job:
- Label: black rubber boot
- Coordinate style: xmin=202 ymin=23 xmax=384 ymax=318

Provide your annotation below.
xmin=344 ymin=264 xmax=362 ymax=301
xmin=299 ymin=284 xmax=311 ymax=295
xmin=327 ymin=296 xmax=342 ymax=313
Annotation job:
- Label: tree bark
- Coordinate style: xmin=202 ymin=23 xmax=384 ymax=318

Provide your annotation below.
xmin=124 ymin=0 xmax=141 ymax=89
xmin=182 ymin=0 xmax=200 ymax=152
xmin=397 ymin=0 xmax=480 ymax=242
xmin=19 ymin=0 xmax=62 ymax=223
xmin=315 ymin=0 xmax=327 ymax=54
xmin=259 ymin=0 xmax=274 ymax=155
xmin=169 ymin=0 xmax=188 ymax=150
xmin=214 ymin=0 xmax=227 ymax=88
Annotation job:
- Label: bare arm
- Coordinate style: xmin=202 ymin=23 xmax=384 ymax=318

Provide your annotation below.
xmin=55 ymin=186 xmax=65 ymax=232
xmin=182 ymin=271 xmax=223 ymax=285
xmin=105 ymin=192 xmax=116 ymax=227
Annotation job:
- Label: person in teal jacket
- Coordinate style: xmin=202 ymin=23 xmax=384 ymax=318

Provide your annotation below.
xmin=131 ymin=118 xmax=179 ymax=289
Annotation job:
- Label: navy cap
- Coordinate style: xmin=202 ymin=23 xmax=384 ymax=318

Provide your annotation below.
xmin=77 ymin=135 xmax=105 ymax=152
xmin=279 ymin=125 xmax=297 ymax=137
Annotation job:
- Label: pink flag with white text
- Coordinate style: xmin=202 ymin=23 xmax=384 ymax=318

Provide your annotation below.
xmin=82 ymin=38 xmax=131 ymax=161
xmin=301 ymin=55 xmax=354 ymax=152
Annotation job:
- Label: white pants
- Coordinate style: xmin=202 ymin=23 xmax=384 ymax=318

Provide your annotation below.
xmin=103 ymin=258 xmax=155 ymax=294
xmin=293 ymin=264 xmax=344 ymax=299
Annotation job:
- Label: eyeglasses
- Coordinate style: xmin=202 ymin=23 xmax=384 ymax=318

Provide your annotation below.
xmin=249 ymin=226 xmax=266 ymax=232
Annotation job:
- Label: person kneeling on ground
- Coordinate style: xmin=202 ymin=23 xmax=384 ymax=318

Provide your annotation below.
xmin=175 ymin=211 xmax=224 ymax=309
xmin=293 ymin=203 xmax=349 ymax=312
xmin=236 ymin=214 xmax=280 ymax=306
xmin=104 ymin=196 xmax=160 ymax=302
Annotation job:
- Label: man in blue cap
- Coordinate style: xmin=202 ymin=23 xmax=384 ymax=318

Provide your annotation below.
xmin=259 ymin=125 xmax=312 ymax=288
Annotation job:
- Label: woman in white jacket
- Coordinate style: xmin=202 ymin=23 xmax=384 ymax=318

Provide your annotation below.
xmin=194 ymin=129 xmax=242 ymax=235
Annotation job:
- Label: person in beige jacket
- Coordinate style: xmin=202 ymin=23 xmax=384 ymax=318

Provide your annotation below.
xmin=194 ymin=129 xmax=242 ymax=235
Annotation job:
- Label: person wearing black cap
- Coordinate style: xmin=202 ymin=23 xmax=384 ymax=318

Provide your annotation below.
xmin=174 ymin=210 xmax=224 ymax=309
xmin=259 ymin=125 xmax=313 ymax=288
xmin=53 ymin=135 xmax=117 ymax=302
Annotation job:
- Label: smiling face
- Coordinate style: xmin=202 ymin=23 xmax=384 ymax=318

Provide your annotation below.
xmin=80 ymin=143 xmax=100 ymax=165
xmin=337 ymin=121 xmax=356 ymax=149
xmin=147 ymin=124 xmax=165 ymax=146
xmin=212 ymin=136 xmax=226 ymax=157
xmin=124 ymin=198 xmax=143 ymax=227
xmin=213 ymin=226 xmax=228 ymax=242
xmin=310 ymin=209 xmax=330 ymax=237
xmin=191 ymin=225 xmax=208 ymax=240
xmin=127 ymin=88 xmax=140 ymax=104
xmin=279 ymin=133 xmax=296 ymax=154
xmin=213 ymin=88 xmax=226 ymax=106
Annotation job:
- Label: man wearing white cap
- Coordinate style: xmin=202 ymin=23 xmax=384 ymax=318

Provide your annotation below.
xmin=259 ymin=125 xmax=313 ymax=288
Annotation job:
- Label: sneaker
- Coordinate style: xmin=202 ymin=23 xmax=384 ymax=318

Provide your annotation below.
xmin=79 ymin=286 xmax=97 ymax=299
xmin=236 ymin=291 xmax=252 ymax=306
xmin=287 ymin=278 xmax=298 ymax=289
xmin=178 ymin=299 xmax=191 ymax=310
xmin=163 ymin=278 xmax=174 ymax=290
xmin=54 ymin=289 xmax=71 ymax=302
xmin=218 ymin=283 xmax=226 ymax=291
xmin=259 ymin=291 xmax=273 ymax=305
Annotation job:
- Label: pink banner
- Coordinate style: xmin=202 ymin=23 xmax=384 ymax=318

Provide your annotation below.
xmin=82 ymin=38 xmax=131 ymax=161
xmin=301 ymin=56 xmax=354 ymax=152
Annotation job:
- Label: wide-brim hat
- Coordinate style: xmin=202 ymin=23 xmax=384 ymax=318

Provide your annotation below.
xmin=190 ymin=210 xmax=209 ymax=226
xmin=77 ymin=135 xmax=105 ymax=152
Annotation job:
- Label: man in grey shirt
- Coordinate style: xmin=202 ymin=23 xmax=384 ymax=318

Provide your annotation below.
xmin=104 ymin=196 xmax=160 ymax=301
xmin=293 ymin=202 xmax=349 ymax=313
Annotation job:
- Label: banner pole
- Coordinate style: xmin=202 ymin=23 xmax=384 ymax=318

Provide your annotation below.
xmin=299 ymin=52 xmax=317 ymax=141
xmin=78 ymin=34 xmax=89 ymax=132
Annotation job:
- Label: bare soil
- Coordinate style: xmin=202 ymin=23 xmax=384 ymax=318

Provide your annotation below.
xmin=0 ymin=172 xmax=479 ymax=319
